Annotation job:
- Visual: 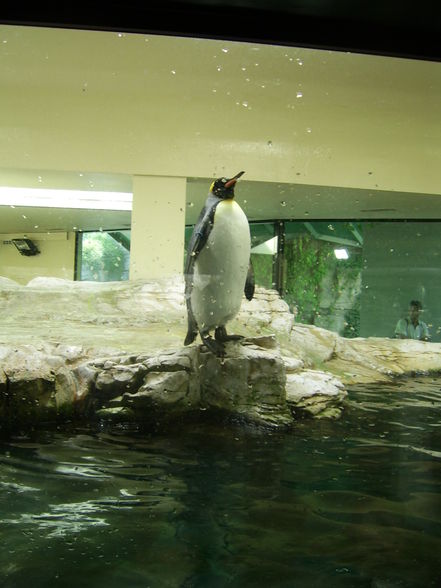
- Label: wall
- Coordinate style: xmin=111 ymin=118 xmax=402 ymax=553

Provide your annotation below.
xmin=360 ymin=222 xmax=441 ymax=342
xmin=0 ymin=232 xmax=75 ymax=284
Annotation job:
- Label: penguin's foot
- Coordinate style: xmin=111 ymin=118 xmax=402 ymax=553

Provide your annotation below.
xmin=201 ymin=335 xmax=226 ymax=357
xmin=215 ymin=326 xmax=243 ymax=343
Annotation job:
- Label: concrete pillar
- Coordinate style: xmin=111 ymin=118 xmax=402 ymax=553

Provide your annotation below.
xmin=129 ymin=175 xmax=186 ymax=280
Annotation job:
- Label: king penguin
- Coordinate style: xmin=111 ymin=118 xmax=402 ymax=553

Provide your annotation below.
xmin=184 ymin=171 xmax=255 ymax=357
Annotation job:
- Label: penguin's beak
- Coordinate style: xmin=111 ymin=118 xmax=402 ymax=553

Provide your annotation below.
xmin=225 ymin=171 xmax=245 ymax=189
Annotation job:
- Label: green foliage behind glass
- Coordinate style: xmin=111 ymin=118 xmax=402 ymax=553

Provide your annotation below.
xmin=283 ymin=234 xmax=333 ymax=323
xmin=251 ymin=253 xmax=274 ymax=290
xmin=81 ymin=232 xmax=129 ymax=281
xmin=282 ymin=233 xmax=362 ymax=336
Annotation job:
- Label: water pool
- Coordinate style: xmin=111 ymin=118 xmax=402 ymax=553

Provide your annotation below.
xmin=1 ymin=377 xmax=441 ymax=587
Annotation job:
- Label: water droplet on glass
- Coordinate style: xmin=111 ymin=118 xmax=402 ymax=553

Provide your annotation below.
xmin=216 ymin=66 xmax=222 ymax=72
xmin=222 ymin=48 xmax=229 ymax=53
xmin=171 ymin=70 xmax=176 ymax=75
xmin=188 ymin=202 xmax=194 ymax=207
xmin=306 ymin=127 xmax=312 ymax=133
xmin=280 ymin=201 xmax=287 ymax=207
xmin=296 ymin=91 xmax=303 ymax=98
xmin=328 ymin=224 xmax=334 ymax=231
xmin=242 ymin=101 xmax=248 ymax=107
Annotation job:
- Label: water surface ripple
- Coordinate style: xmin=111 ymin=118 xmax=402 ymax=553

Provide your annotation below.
xmin=1 ymin=377 xmax=441 ymax=587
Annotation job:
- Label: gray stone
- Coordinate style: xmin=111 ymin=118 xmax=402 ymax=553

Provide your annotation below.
xmin=0 ymin=369 xmax=8 ymax=421
xmin=5 ymin=365 xmax=56 ymax=421
xmin=199 ymin=343 xmax=292 ymax=427
xmin=54 ymin=367 xmax=78 ymax=410
xmin=286 ymin=370 xmax=347 ymax=418
xmin=141 ymin=348 xmax=195 ymax=372
xmin=95 ymin=363 xmax=147 ymax=397
xmin=3 ymin=274 xmax=441 ymax=430
xmin=282 ymin=356 xmax=304 ymax=373
xmin=96 ymin=406 xmax=136 ymax=420
xmin=122 ymin=369 xmax=198 ymax=414
xmin=289 ymin=324 xmax=339 ymax=365
xmin=71 ymin=364 xmax=98 ymax=402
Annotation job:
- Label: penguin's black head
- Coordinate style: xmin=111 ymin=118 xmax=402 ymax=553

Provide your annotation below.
xmin=210 ymin=171 xmax=245 ymax=199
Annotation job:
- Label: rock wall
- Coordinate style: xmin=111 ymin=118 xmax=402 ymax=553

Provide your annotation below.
xmin=0 ymin=339 xmax=294 ymax=430
xmin=2 ymin=275 xmax=441 ymax=431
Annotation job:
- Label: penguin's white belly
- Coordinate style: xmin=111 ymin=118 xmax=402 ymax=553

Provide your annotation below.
xmin=191 ymin=200 xmax=250 ymax=331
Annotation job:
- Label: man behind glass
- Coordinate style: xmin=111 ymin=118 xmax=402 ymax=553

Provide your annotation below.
xmin=395 ymin=300 xmax=431 ymax=341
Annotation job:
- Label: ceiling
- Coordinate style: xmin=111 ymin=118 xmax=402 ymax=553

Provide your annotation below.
xmin=0 ymin=169 xmax=132 ymax=234
xmin=185 ymin=178 xmax=441 ymax=224
xmin=0 ymin=23 xmax=439 ymax=234
xmin=2 ymin=171 xmax=441 ymax=235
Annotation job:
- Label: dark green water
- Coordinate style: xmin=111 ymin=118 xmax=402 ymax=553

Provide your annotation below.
xmin=1 ymin=378 xmax=441 ymax=588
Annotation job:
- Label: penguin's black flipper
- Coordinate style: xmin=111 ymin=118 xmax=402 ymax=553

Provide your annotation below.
xmin=184 ymin=195 xmax=218 ymax=278
xmin=183 ymin=196 xmax=219 ymax=347
xmin=244 ymin=259 xmax=255 ymax=301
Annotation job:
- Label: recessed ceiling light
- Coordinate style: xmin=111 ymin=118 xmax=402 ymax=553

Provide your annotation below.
xmin=0 ymin=187 xmax=133 ymax=211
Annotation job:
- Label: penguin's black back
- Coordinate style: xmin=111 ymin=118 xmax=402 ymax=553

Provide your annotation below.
xmin=184 ymin=193 xmax=220 ymax=278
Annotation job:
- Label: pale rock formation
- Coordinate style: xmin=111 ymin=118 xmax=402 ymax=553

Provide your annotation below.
xmin=2 ymin=275 xmax=440 ymax=430
xmin=286 ymin=370 xmax=347 ymax=419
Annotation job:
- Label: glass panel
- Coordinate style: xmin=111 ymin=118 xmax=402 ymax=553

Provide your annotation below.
xmin=281 ymin=220 xmax=441 ymax=341
xmin=1 ymin=21 xmax=441 ymax=588
xmin=77 ymin=230 xmax=130 ymax=282
xmin=360 ymin=221 xmax=438 ymax=341
xmin=283 ymin=221 xmax=362 ymax=337
xmin=250 ymin=222 xmax=276 ymax=289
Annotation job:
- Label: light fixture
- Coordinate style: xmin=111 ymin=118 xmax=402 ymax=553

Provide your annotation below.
xmin=0 ymin=187 xmax=133 ymax=211
xmin=12 ymin=238 xmax=40 ymax=256
xmin=334 ymin=248 xmax=349 ymax=260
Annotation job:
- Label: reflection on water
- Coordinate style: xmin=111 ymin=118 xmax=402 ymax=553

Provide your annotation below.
xmin=1 ymin=378 xmax=441 ymax=587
